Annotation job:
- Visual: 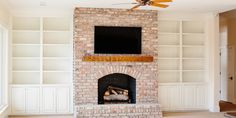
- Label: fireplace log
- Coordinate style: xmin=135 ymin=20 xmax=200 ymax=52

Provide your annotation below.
xmin=111 ymin=90 xmax=118 ymax=95
xmin=108 ymin=86 xmax=127 ymax=91
xmin=104 ymin=91 xmax=110 ymax=96
xmin=104 ymin=94 xmax=129 ymax=101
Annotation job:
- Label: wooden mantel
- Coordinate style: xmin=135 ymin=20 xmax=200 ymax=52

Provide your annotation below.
xmin=82 ymin=55 xmax=154 ymax=62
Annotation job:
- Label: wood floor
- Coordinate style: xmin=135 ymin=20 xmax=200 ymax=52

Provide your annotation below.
xmin=219 ymin=100 xmax=236 ymax=117
xmin=9 ymin=115 xmax=73 ymax=118
xmin=163 ymin=112 xmax=225 ymax=118
xmin=9 ymin=112 xmax=225 ymax=118
xmin=10 ymin=101 xmax=236 ymax=118
xmin=220 ymin=100 xmax=236 ymax=112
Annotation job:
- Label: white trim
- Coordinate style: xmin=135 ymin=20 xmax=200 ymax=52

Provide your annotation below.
xmin=0 ymin=24 xmax=9 ymax=113
xmin=206 ymin=12 xmax=221 ymax=112
xmin=0 ymin=105 xmax=8 ymax=114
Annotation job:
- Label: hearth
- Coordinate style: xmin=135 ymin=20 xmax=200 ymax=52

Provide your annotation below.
xmin=98 ymin=73 xmax=136 ymax=104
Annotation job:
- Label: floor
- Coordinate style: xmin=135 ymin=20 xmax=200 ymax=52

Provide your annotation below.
xmin=163 ymin=112 xmax=226 ymax=118
xmin=9 ymin=112 xmax=226 ymax=118
xmin=9 ymin=116 xmax=73 ymax=118
xmin=220 ymin=100 xmax=236 ymax=112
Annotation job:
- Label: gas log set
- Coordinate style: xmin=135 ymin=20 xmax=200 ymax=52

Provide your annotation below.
xmin=103 ymin=86 xmax=129 ymax=103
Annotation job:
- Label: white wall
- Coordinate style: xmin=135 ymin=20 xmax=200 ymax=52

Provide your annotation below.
xmin=0 ymin=1 xmax=10 ymax=28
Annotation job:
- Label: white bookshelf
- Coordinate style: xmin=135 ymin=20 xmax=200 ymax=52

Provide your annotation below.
xmin=11 ymin=17 xmax=72 ymax=85
xmin=158 ymin=20 xmax=205 ymax=83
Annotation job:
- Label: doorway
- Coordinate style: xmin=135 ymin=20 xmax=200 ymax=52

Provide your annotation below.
xmin=220 ymin=46 xmax=235 ymax=103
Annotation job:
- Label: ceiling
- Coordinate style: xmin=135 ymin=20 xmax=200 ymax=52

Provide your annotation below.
xmin=4 ymin=0 xmax=236 ymax=13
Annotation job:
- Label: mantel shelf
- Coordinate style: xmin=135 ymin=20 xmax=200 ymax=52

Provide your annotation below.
xmin=82 ymin=55 xmax=154 ymax=62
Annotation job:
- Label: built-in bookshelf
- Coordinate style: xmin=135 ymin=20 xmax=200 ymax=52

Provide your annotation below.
xmin=11 ymin=17 xmax=72 ymax=85
xmin=158 ymin=20 xmax=206 ymax=83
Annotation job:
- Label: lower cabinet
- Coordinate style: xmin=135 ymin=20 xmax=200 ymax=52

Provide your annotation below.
xmin=11 ymin=87 xmax=26 ymax=114
xmin=41 ymin=87 xmax=70 ymax=114
xmin=10 ymin=85 xmax=72 ymax=115
xmin=158 ymin=83 xmax=209 ymax=111
xmin=25 ymin=87 xmax=40 ymax=114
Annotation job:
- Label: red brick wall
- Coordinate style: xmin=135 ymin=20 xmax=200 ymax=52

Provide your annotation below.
xmin=74 ymin=8 xmax=160 ymax=117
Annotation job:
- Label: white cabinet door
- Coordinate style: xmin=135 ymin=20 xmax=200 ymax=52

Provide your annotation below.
xmin=25 ymin=87 xmax=40 ymax=113
xmin=56 ymin=87 xmax=70 ymax=113
xmin=41 ymin=87 xmax=56 ymax=113
xmin=158 ymin=85 xmax=181 ymax=111
xmin=182 ymin=85 xmax=196 ymax=109
xmin=11 ymin=87 xmax=26 ymax=114
xmin=159 ymin=84 xmax=208 ymax=111
xmin=11 ymin=86 xmax=71 ymax=114
xmin=42 ymin=86 xmax=71 ymax=114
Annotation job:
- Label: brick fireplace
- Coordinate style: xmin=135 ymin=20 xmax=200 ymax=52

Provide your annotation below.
xmin=74 ymin=8 xmax=162 ymax=117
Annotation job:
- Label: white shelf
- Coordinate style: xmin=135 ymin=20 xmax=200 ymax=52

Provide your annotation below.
xmin=13 ymin=44 xmax=40 ymax=46
xmin=12 ymin=71 xmax=40 ymax=84
xmin=158 ymin=57 xmax=180 ymax=59
xmin=13 ymin=45 xmax=40 ymax=57
xmin=43 ymin=71 xmax=72 ymax=73
xmin=43 ymin=59 xmax=72 ymax=71
xmin=12 ymin=57 xmax=40 ymax=59
xmin=12 ymin=31 xmax=40 ymax=44
xmin=43 ymin=57 xmax=72 ymax=59
xmin=13 ymin=59 xmax=40 ymax=71
xmin=159 ymin=70 xmax=180 ymax=72
xmin=43 ymin=17 xmax=70 ymax=31
xmin=158 ymin=71 xmax=180 ymax=83
xmin=158 ymin=59 xmax=180 ymax=70
xmin=43 ymin=44 xmax=70 ymax=46
xmin=158 ymin=20 xmax=206 ymax=83
xmin=158 ymin=20 xmax=180 ymax=33
xmin=183 ymin=34 xmax=204 ymax=45
xmin=182 ymin=57 xmax=204 ymax=59
xmin=158 ymin=34 xmax=180 ymax=45
xmin=43 ymin=31 xmax=71 ymax=44
xmin=158 ymin=45 xmax=179 ymax=47
xmin=43 ymin=72 xmax=72 ymax=84
xmin=43 ymin=45 xmax=72 ymax=57
xmin=183 ymin=47 xmax=204 ymax=58
xmin=12 ymin=17 xmax=40 ymax=30
xmin=182 ymin=21 xmax=204 ymax=33
xmin=158 ymin=47 xmax=180 ymax=58
xmin=11 ymin=16 xmax=72 ymax=85
xmin=183 ymin=59 xmax=205 ymax=70
xmin=183 ymin=70 xmax=205 ymax=72
xmin=182 ymin=71 xmax=205 ymax=82
xmin=12 ymin=70 xmax=40 ymax=72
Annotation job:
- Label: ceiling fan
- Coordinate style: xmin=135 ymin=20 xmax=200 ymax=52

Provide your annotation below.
xmin=114 ymin=0 xmax=172 ymax=10
xmin=131 ymin=0 xmax=172 ymax=10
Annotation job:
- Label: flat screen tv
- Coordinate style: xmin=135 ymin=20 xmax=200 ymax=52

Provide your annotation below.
xmin=94 ymin=26 xmax=142 ymax=54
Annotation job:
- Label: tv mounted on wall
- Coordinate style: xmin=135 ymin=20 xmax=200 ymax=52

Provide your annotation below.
xmin=94 ymin=26 xmax=142 ymax=54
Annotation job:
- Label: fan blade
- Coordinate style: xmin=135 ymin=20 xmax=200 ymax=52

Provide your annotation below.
xmin=112 ymin=2 xmax=137 ymax=5
xmin=130 ymin=4 xmax=142 ymax=10
xmin=149 ymin=3 xmax=169 ymax=8
xmin=151 ymin=0 xmax=172 ymax=2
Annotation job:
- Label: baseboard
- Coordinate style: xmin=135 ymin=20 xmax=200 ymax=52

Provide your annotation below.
xmin=0 ymin=105 xmax=9 ymax=118
xmin=209 ymin=105 xmax=220 ymax=112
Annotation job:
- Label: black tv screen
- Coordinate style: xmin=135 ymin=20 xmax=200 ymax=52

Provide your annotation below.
xmin=94 ymin=26 xmax=141 ymax=54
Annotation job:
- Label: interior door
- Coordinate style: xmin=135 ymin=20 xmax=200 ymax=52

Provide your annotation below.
xmin=220 ymin=46 xmax=235 ymax=103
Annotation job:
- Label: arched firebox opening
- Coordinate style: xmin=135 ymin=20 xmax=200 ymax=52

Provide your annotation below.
xmin=98 ymin=73 xmax=136 ymax=104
